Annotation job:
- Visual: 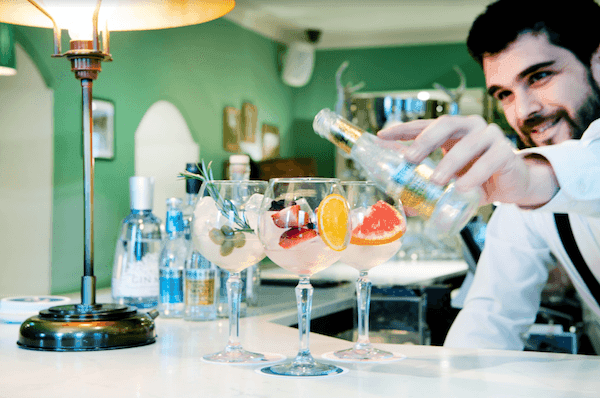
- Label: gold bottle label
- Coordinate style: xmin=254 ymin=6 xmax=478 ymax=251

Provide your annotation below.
xmin=185 ymin=270 xmax=215 ymax=306
xmin=329 ymin=119 xmax=363 ymax=154
xmin=394 ymin=163 xmax=444 ymax=219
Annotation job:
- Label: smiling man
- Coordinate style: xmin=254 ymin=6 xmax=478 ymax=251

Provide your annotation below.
xmin=484 ymin=34 xmax=600 ymax=148
xmin=377 ymin=0 xmax=600 ymax=353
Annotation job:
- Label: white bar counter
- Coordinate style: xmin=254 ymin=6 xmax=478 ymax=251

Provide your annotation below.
xmin=261 ymin=260 xmax=469 ymax=286
xmin=1 ymin=285 xmax=599 ymax=398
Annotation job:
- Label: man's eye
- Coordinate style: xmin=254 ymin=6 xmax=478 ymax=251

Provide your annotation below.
xmin=496 ymin=91 xmax=511 ymax=101
xmin=530 ymin=71 xmax=552 ymax=84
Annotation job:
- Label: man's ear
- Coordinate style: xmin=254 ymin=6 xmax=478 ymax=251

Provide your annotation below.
xmin=591 ymin=44 xmax=600 ymax=84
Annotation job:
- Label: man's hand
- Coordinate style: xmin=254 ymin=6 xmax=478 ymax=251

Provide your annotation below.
xmin=377 ymin=115 xmax=558 ymax=208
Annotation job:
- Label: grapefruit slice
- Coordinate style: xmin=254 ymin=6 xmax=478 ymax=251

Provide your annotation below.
xmin=317 ymin=193 xmax=349 ymax=251
xmin=350 ymin=200 xmax=406 ymax=246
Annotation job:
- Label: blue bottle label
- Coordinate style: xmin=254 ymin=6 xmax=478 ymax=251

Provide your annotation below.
xmin=160 ymin=268 xmax=183 ymax=303
xmin=166 ymin=210 xmax=184 ymax=234
xmin=391 ymin=162 xmax=416 ymax=186
xmin=391 ymin=163 xmax=444 ymax=218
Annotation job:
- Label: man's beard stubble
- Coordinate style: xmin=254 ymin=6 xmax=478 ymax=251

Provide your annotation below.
xmin=525 ymin=70 xmax=600 ymax=147
xmin=572 ymin=71 xmax=600 ymax=140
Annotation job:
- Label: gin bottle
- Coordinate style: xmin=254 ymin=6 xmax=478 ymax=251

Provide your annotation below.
xmin=158 ymin=198 xmax=188 ymax=318
xmin=112 ymin=176 xmax=162 ymax=309
xmin=313 ymin=108 xmax=480 ymax=237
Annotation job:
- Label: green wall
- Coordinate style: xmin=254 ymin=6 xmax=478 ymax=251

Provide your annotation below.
xmin=14 ymin=19 xmax=486 ymax=295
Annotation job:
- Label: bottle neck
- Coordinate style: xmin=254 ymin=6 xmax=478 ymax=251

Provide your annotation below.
xmin=327 ymin=118 xmax=364 ymax=154
xmin=185 ymin=193 xmax=198 ymax=206
xmin=131 ymin=208 xmax=152 ymax=215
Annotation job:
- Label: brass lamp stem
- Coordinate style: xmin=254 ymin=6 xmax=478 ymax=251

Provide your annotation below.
xmin=68 ymin=39 xmax=104 ymax=306
xmin=81 ymin=77 xmax=96 ymax=306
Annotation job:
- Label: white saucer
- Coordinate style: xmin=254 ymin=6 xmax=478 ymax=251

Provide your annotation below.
xmin=321 ymin=351 xmax=407 ymax=363
xmin=0 ymin=296 xmax=71 ymax=323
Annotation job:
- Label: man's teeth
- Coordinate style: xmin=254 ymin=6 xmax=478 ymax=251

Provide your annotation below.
xmin=534 ymin=121 xmax=554 ymax=134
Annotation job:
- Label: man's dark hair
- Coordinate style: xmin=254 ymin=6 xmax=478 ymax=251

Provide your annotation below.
xmin=467 ymin=0 xmax=600 ymax=67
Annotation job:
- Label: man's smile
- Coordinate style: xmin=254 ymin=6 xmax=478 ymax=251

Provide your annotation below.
xmin=529 ymin=116 xmax=561 ymax=136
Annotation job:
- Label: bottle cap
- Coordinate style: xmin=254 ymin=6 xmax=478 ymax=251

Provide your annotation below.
xmin=129 ymin=176 xmax=154 ymax=210
xmin=185 ymin=163 xmax=201 ymax=194
xmin=312 ymin=108 xmax=338 ymax=139
xmin=229 ymin=154 xmax=250 ymax=165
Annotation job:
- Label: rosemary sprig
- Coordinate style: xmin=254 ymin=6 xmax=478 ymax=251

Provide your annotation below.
xmin=179 ymin=160 xmax=254 ymax=233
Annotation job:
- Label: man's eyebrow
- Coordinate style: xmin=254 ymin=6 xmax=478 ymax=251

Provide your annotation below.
xmin=518 ymin=60 xmax=555 ymax=80
xmin=487 ymin=61 xmax=556 ymax=98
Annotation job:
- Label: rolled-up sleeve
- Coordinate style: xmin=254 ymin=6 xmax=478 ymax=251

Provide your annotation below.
xmin=520 ymin=119 xmax=600 ymax=216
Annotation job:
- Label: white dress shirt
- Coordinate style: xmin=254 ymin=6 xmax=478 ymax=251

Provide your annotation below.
xmin=444 ymin=119 xmax=600 ymax=350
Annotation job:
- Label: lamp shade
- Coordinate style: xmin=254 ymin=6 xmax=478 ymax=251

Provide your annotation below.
xmin=0 ymin=0 xmax=235 ymax=31
xmin=0 ymin=22 xmax=16 ymax=76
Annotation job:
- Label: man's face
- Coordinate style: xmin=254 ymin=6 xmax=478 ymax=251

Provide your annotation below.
xmin=483 ymin=32 xmax=600 ymax=147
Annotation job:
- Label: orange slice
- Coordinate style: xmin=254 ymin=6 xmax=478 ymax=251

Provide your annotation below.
xmin=350 ymin=200 xmax=406 ymax=246
xmin=317 ymin=193 xmax=350 ymax=251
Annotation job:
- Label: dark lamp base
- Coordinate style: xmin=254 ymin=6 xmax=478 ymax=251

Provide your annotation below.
xmin=17 ymin=303 xmax=158 ymax=351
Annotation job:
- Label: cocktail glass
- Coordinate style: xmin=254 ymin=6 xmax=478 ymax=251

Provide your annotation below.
xmin=192 ymin=179 xmax=277 ymax=364
xmin=257 ymin=177 xmax=351 ymax=376
xmin=332 ymin=181 xmax=406 ymax=361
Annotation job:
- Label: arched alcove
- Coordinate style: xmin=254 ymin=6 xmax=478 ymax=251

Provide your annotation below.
xmin=135 ymin=100 xmax=199 ymax=221
xmin=0 ymin=44 xmax=53 ymax=297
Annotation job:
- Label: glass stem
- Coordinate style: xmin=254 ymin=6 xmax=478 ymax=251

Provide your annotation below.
xmin=225 ymin=272 xmax=243 ymax=353
xmin=355 ymin=270 xmax=372 ymax=351
xmin=294 ymin=276 xmax=315 ymax=365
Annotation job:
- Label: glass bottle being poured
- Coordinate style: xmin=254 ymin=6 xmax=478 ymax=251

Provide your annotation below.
xmin=312 ymin=108 xmax=480 ymax=237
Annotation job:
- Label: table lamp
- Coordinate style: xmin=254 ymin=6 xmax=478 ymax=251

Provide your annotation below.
xmin=0 ymin=0 xmax=235 ymax=351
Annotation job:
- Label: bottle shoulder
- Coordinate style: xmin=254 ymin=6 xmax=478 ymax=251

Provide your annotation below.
xmin=120 ymin=212 xmax=163 ymax=238
xmin=123 ymin=210 xmax=162 ymax=223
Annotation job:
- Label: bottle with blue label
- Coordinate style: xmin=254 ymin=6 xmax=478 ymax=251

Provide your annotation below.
xmin=158 ymin=197 xmax=188 ymax=318
xmin=313 ymin=108 xmax=480 ymax=237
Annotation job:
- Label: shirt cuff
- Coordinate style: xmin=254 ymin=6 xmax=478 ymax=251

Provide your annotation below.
xmin=520 ymin=140 xmax=600 ymax=215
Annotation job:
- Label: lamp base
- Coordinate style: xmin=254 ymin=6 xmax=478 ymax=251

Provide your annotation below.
xmin=17 ymin=303 xmax=158 ymax=351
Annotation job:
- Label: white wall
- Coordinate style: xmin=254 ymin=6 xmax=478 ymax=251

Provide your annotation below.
xmin=0 ymin=44 xmax=54 ymax=298
xmin=135 ymin=100 xmax=199 ymax=222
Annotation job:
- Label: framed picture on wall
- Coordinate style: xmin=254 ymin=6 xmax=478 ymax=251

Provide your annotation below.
xmin=92 ymin=98 xmax=115 ymax=159
xmin=223 ymin=106 xmax=241 ymax=153
xmin=241 ymin=102 xmax=258 ymax=143
xmin=262 ymin=124 xmax=280 ymax=160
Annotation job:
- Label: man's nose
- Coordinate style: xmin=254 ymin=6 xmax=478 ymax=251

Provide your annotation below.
xmin=515 ymin=89 xmax=543 ymax=121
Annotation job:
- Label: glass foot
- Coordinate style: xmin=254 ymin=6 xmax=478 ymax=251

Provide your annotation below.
xmin=202 ymin=348 xmax=285 ymax=365
xmin=261 ymin=360 xmax=344 ymax=377
xmin=333 ymin=346 xmax=393 ymax=361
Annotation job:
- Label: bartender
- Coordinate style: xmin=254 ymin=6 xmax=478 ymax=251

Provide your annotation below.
xmin=378 ymin=0 xmax=600 ymax=354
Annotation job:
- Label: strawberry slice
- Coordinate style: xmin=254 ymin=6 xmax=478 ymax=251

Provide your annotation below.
xmin=271 ymin=204 xmax=309 ymax=228
xmin=279 ymin=228 xmax=317 ymax=249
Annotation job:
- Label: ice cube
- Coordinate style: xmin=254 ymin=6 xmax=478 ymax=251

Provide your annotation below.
xmin=351 ymin=207 xmax=368 ymax=228
xmin=243 ymin=193 xmax=265 ymax=231
xmin=193 ymin=196 xmax=219 ymax=236
xmin=294 ymin=197 xmax=314 ymax=224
